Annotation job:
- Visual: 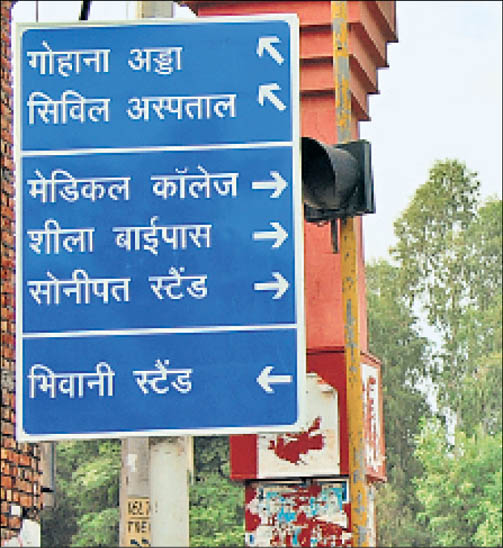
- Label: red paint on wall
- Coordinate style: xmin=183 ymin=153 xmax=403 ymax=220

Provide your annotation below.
xmin=230 ymin=434 xmax=257 ymax=480
xmin=308 ymin=349 xmax=349 ymax=475
xmin=245 ymin=486 xmax=262 ymax=533
xmin=267 ymin=417 xmax=325 ymax=464
xmin=245 ymin=485 xmax=256 ymax=506
xmin=246 ymin=508 xmax=263 ymax=534
xmin=295 ymin=515 xmax=348 ymax=547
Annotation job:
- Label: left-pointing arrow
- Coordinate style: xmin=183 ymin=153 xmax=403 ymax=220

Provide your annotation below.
xmin=257 ymin=365 xmax=293 ymax=394
xmin=252 ymin=222 xmax=288 ymax=248
xmin=258 ymin=83 xmax=286 ymax=111
xmin=253 ymin=272 xmax=289 ymax=300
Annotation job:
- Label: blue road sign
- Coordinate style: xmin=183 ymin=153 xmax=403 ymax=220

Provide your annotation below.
xmin=15 ymin=16 xmax=304 ymax=440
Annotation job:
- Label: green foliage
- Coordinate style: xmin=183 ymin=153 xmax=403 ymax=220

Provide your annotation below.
xmin=374 ymin=481 xmax=433 ymax=547
xmin=366 ymin=259 xmax=433 ymax=546
xmin=391 ymin=160 xmax=502 ymax=429
xmin=391 ymin=160 xmax=481 ymax=382
xmin=453 ymin=197 xmax=503 ymax=435
xmin=457 ymin=350 xmax=502 ymax=437
xmin=190 ymin=436 xmax=244 ymax=547
xmin=366 ymin=260 xmax=431 ymax=472
xmin=366 ymin=259 xmax=433 ymax=384
xmin=414 ymin=418 xmax=502 ymax=547
xmin=392 ymin=159 xmax=480 ymax=319
xmin=372 ymin=159 xmax=502 ymax=546
xmin=72 ymin=508 xmax=120 ymax=547
xmin=41 ymin=440 xmax=120 ymax=547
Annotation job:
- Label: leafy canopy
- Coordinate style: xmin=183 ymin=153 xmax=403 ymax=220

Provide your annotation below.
xmin=414 ymin=418 xmax=502 ymax=547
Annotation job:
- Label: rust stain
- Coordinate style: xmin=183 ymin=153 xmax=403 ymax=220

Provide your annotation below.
xmin=332 ymin=0 xmax=351 ymax=144
xmin=341 ymin=217 xmax=368 ymax=544
xmin=268 ymin=417 xmax=325 ymax=464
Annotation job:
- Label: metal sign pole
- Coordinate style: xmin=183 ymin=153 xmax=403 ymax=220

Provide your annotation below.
xmin=332 ymin=1 xmax=369 ymax=545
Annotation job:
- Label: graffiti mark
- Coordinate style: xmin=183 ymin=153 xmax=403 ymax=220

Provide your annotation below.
xmin=268 ymin=417 xmax=325 ymax=464
xmin=245 ymin=482 xmax=351 ymax=547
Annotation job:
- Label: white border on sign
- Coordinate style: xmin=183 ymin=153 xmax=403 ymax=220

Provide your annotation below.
xmin=14 ymin=14 xmax=304 ymax=441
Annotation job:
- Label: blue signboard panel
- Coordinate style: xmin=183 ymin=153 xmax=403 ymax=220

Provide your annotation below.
xmin=15 ymin=16 xmax=304 ymax=440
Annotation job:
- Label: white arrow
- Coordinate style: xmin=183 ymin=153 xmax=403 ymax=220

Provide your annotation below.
xmin=252 ymin=171 xmax=288 ymax=198
xmin=256 ymin=36 xmax=284 ymax=65
xmin=253 ymin=222 xmax=288 ymax=249
xmin=258 ymin=83 xmax=286 ymax=111
xmin=254 ymin=272 xmax=289 ymax=300
xmin=257 ymin=365 xmax=293 ymax=394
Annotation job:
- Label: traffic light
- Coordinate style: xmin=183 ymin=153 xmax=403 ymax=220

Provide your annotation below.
xmin=301 ymin=137 xmax=375 ymax=223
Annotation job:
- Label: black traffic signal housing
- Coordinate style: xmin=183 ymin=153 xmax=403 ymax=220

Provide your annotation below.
xmin=302 ymin=137 xmax=375 ymax=223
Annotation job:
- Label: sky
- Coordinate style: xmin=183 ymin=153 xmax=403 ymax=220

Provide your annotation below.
xmin=12 ymin=1 xmax=502 ymax=261
xmin=359 ymin=1 xmax=502 ymax=261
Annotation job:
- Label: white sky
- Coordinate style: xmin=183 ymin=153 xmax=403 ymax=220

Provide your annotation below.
xmin=12 ymin=1 xmax=502 ymax=261
xmin=360 ymin=1 xmax=502 ymax=261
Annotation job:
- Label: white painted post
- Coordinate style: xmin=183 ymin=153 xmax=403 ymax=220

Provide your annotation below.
xmin=149 ymin=437 xmax=192 ymax=546
xmin=135 ymin=0 xmax=174 ymax=18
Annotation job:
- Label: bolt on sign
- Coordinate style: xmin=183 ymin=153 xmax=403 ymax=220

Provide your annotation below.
xmin=14 ymin=16 xmax=304 ymax=440
xmin=126 ymin=497 xmax=150 ymax=547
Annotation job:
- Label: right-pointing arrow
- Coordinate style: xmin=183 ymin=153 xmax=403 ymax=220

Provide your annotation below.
xmin=258 ymin=83 xmax=286 ymax=111
xmin=253 ymin=222 xmax=288 ymax=249
xmin=257 ymin=365 xmax=293 ymax=394
xmin=251 ymin=171 xmax=288 ymax=198
xmin=253 ymin=272 xmax=289 ymax=300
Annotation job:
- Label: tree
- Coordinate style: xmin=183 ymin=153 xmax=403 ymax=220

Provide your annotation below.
xmin=453 ymin=197 xmax=502 ymax=435
xmin=371 ymin=159 xmax=502 ymax=546
xmin=41 ymin=440 xmax=120 ymax=547
xmin=366 ymin=259 xmax=432 ymax=546
xmin=190 ymin=436 xmax=244 ymax=547
xmin=414 ymin=418 xmax=502 ymax=547
xmin=391 ymin=159 xmax=502 ymax=430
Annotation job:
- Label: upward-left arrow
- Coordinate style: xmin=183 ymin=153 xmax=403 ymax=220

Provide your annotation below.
xmin=258 ymin=83 xmax=286 ymax=112
xmin=256 ymin=36 xmax=284 ymax=65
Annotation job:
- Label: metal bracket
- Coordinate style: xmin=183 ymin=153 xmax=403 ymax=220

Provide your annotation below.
xmin=330 ymin=219 xmax=339 ymax=254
